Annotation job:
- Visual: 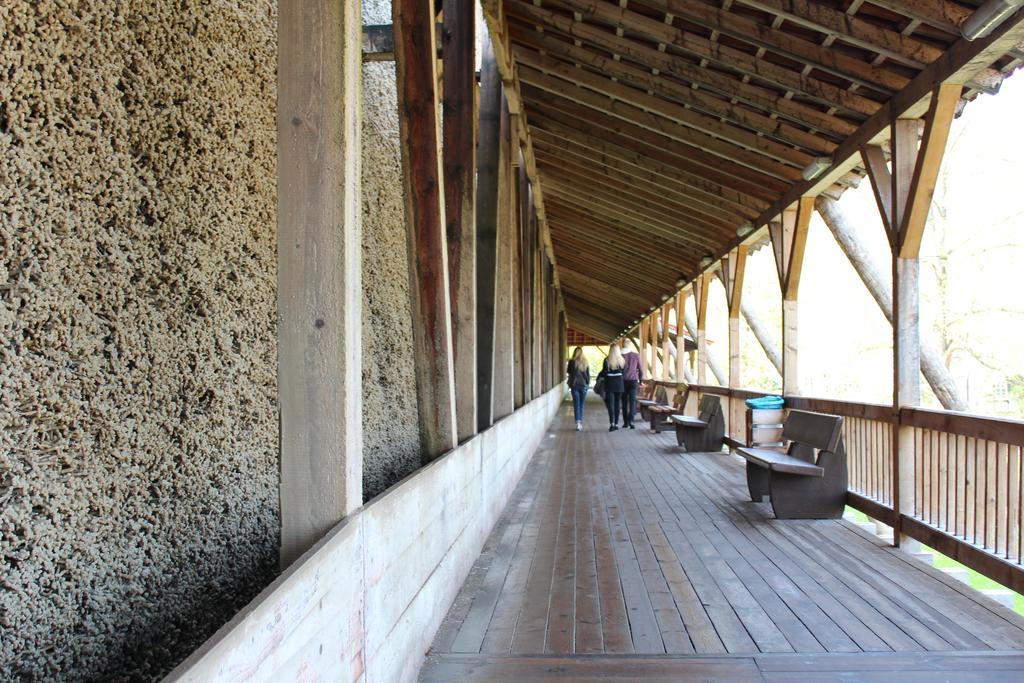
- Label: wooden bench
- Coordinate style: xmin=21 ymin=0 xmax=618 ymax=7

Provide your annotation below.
xmin=669 ymin=394 xmax=725 ymax=452
xmin=648 ymin=386 xmax=689 ymax=433
xmin=637 ymin=384 xmax=668 ymax=423
xmin=736 ymin=410 xmax=847 ymax=519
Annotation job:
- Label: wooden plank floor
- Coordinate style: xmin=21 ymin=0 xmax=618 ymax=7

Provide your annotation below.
xmin=423 ymin=396 xmax=1024 ymax=680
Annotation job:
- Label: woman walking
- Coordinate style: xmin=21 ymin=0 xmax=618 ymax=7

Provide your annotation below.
xmin=597 ymin=344 xmax=626 ymax=431
xmin=566 ymin=347 xmax=590 ymax=431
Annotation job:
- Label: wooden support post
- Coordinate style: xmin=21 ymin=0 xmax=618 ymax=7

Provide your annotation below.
xmin=694 ymin=273 xmax=710 ymax=385
xmin=492 ymin=94 xmax=515 ymax=420
xmin=721 ymin=246 xmax=748 ymax=441
xmin=476 ymin=37 xmax=500 ymax=432
xmin=649 ymin=309 xmax=660 ymax=379
xmin=770 ymin=196 xmax=813 ymax=396
xmin=443 ymin=0 xmax=477 ymax=442
xmin=861 ymin=84 xmax=961 ymax=546
xmin=661 ymin=302 xmax=672 ymax=382
xmin=394 ymin=0 xmax=457 ymax=461
xmin=278 ymin=0 xmax=363 ymax=567
xmin=513 ymin=162 xmax=527 ymax=407
xmin=675 ymin=290 xmax=687 ymax=384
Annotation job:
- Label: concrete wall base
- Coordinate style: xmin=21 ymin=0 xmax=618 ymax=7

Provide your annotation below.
xmin=166 ymin=386 xmax=565 ymax=683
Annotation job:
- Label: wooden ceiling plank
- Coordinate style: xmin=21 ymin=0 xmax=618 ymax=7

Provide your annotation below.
xmin=524 ymin=91 xmax=790 ymax=199
xmin=625 ymin=0 xmax=909 ymax=93
xmin=543 ymin=181 xmax=720 ymax=249
xmin=517 ymin=55 xmax=813 ymax=171
xmin=534 ymin=153 xmax=737 ymax=234
xmin=506 ymin=1 xmax=865 ymax=132
xmin=530 ymin=122 xmax=768 ymax=215
xmin=505 ymin=0 xmax=881 ymax=117
xmin=533 ymin=142 xmax=750 ymax=226
xmin=532 ymin=135 xmax=752 ymax=224
xmin=730 ymin=0 xmax=942 ymax=68
xmin=546 ymin=206 xmax=705 ymax=265
xmin=511 ymin=31 xmax=837 ymax=153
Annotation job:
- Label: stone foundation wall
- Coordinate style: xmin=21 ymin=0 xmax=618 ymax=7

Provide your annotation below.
xmin=0 ymin=1 xmax=279 ymax=679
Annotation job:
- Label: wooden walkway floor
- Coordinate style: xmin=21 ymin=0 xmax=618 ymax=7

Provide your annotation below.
xmin=422 ymin=396 xmax=1024 ymax=681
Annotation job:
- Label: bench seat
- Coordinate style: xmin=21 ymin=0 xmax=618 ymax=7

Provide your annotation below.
xmin=670 ymin=414 xmax=707 ymax=428
xmin=647 ymin=387 xmax=689 ymax=432
xmin=736 ymin=447 xmax=823 ymax=477
xmin=672 ymin=395 xmax=724 ymax=451
xmin=736 ymin=410 xmax=847 ymax=519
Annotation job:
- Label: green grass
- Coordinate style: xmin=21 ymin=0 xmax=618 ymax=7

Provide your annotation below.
xmin=843 ymin=506 xmax=1024 ymax=617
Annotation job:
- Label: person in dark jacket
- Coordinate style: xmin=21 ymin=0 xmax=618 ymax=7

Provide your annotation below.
xmin=597 ymin=344 xmax=626 ymax=431
xmin=566 ymin=347 xmax=590 ymax=431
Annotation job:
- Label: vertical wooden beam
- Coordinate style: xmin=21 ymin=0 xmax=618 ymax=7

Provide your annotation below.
xmin=493 ymin=94 xmax=515 ymax=420
xmin=675 ymin=290 xmax=688 ymax=383
xmin=722 ymin=246 xmax=748 ymax=440
xmin=771 ymin=197 xmax=813 ymax=396
xmin=509 ymin=160 xmax=524 ymax=409
xmin=278 ymin=0 xmax=363 ymax=567
xmin=394 ymin=0 xmax=456 ymax=460
xmin=863 ymin=85 xmax=960 ymax=547
xmin=476 ymin=38 xmax=501 ymax=431
xmin=661 ymin=302 xmax=672 ymax=382
xmin=649 ymin=308 xmax=659 ymax=379
xmin=443 ymin=0 xmax=477 ymax=443
xmin=694 ymin=273 xmax=710 ymax=385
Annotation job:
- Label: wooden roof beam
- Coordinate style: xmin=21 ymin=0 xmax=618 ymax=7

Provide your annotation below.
xmin=528 ymin=117 xmax=770 ymax=214
xmin=534 ymin=153 xmax=738 ymax=235
xmin=532 ymin=136 xmax=757 ymax=224
xmin=523 ymin=91 xmax=790 ymax=199
xmin=511 ymin=0 xmax=881 ymax=117
xmin=542 ymin=181 xmax=720 ymax=250
xmin=559 ymin=0 xmax=907 ymax=94
xmin=516 ymin=54 xmax=814 ymax=171
xmin=510 ymin=28 xmax=838 ymax=153
xmin=504 ymin=1 xmax=863 ymax=133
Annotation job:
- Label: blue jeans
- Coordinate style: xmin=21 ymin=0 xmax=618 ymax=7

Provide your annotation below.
xmin=571 ymin=384 xmax=588 ymax=422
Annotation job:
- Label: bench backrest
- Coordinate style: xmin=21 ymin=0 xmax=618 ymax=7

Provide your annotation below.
xmin=641 ymin=383 xmax=656 ymax=400
xmin=697 ymin=394 xmax=721 ymax=421
xmin=654 ymin=385 xmax=669 ymax=404
xmin=672 ymin=386 xmax=689 ymax=411
xmin=783 ymin=410 xmax=844 ymax=463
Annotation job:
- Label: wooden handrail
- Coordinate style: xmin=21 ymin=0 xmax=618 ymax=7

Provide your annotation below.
xmin=901 ymin=406 xmax=1024 ymax=444
xmin=786 ymin=395 xmax=896 ymax=423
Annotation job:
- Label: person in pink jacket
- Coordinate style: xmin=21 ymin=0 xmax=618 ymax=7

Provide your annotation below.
xmin=620 ymin=341 xmax=644 ymax=429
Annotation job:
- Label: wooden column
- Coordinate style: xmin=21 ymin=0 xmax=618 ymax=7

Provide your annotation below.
xmin=493 ymin=96 xmax=515 ymax=420
xmin=661 ymin=302 xmax=672 ymax=382
xmin=278 ymin=0 xmax=363 ymax=567
xmin=675 ymin=290 xmax=688 ymax=384
xmin=443 ymin=0 xmax=477 ymax=443
xmin=862 ymin=84 xmax=961 ymax=545
xmin=512 ymin=160 xmax=525 ymax=408
xmin=721 ymin=246 xmax=748 ymax=441
xmin=694 ymin=273 xmax=710 ymax=385
xmin=476 ymin=39 xmax=501 ymax=431
xmin=394 ymin=0 xmax=457 ymax=461
xmin=769 ymin=196 xmax=813 ymax=396
xmin=649 ymin=309 xmax=659 ymax=379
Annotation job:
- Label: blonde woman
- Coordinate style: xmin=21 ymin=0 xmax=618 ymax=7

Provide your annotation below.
xmin=597 ymin=344 xmax=626 ymax=431
xmin=566 ymin=347 xmax=591 ymax=431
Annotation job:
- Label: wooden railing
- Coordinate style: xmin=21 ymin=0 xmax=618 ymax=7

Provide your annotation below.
xmin=681 ymin=384 xmax=1024 ymax=594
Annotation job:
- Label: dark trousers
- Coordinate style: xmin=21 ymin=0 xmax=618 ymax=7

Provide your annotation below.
xmin=622 ymin=380 xmax=639 ymax=426
xmin=605 ymin=391 xmax=622 ymax=424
